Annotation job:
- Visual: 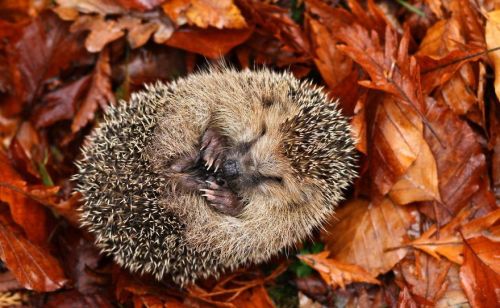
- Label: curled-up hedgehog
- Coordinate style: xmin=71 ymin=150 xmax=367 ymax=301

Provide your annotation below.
xmin=74 ymin=67 xmax=357 ymax=286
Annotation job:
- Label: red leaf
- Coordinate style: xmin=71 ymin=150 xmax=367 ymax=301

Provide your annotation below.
xmin=0 ymin=150 xmax=51 ymax=244
xmin=0 ymin=208 xmax=67 ymax=292
xmin=71 ymin=47 xmax=115 ymax=133
xmin=164 ymin=26 xmax=253 ymax=59
xmin=4 ymin=12 xmax=88 ymax=116
xmin=32 ymin=75 xmax=91 ymax=128
xmin=459 ymin=236 xmax=500 ymax=308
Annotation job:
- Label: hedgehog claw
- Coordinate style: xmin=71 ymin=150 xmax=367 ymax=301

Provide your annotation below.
xmin=200 ymin=185 xmax=242 ymax=216
xmin=200 ymin=128 xmax=226 ymax=171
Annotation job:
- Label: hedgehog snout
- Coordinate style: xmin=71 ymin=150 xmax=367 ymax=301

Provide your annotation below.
xmin=222 ymin=159 xmax=241 ymax=179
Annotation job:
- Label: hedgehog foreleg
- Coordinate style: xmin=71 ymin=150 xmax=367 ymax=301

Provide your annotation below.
xmin=200 ymin=181 xmax=243 ymax=217
xmin=200 ymin=128 xmax=226 ymax=172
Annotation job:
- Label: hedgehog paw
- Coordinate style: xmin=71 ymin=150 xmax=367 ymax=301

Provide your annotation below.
xmin=200 ymin=128 xmax=225 ymax=171
xmin=200 ymin=181 xmax=242 ymax=216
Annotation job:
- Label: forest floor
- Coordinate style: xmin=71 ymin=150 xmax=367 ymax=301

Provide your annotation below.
xmin=0 ymin=0 xmax=499 ymax=307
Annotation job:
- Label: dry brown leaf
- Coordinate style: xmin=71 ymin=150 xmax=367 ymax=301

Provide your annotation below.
xmin=397 ymin=252 xmax=452 ymax=306
xmin=164 ymin=26 xmax=252 ymax=58
xmin=68 ymin=12 xmax=174 ymax=52
xmin=70 ymin=15 xmax=125 ymax=53
xmin=435 ymin=264 xmax=469 ymax=308
xmin=417 ymin=18 xmax=478 ymax=115
xmin=410 ymin=208 xmax=500 ymax=264
xmin=0 ymin=208 xmax=67 ymax=292
xmin=163 ymin=0 xmax=247 ymax=29
xmin=55 ymin=0 xmax=125 ymax=16
xmin=298 ymin=251 xmax=380 ymax=289
xmin=369 ymin=96 xmax=431 ymax=198
xmin=32 ymin=75 xmax=91 ymax=128
xmin=4 ymin=12 xmax=88 ymax=116
xmin=389 ymin=137 xmax=441 ymax=204
xmin=350 ymin=93 xmax=367 ymax=154
xmin=322 ymin=198 xmax=413 ymax=277
xmin=486 ymin=10 xmax=500 ymax=101
xmin=304 ymin=1 xmax=354 ymax=91
xmin=459 ymin=236 xmax=500 ymax=307
xmin=421 ymin=98 xmax=486 ymax=223
xmin=71 ymin=47 xmax=115 ymax=133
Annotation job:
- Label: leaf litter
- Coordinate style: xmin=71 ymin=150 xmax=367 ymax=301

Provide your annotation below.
xmin=0 ymin=0 xmax=499 ymax=307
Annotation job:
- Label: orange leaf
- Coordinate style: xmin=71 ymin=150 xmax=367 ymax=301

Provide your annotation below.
xmin=389 ymin=136 xmax=441 ymax=204
xmin=410 ymin=208 xmax=500 ymax=264
xmin=486 ymin=10 xmax=500 ymax=101
xmin=298 ymin=251 xmax=380 ymax=289
xmin=0 ymin=208 xmax=67 ymax=292
xmin=164 ymin=26 xmax=252 ymax=58
xmin=417 ymin=18 xmax=480 ymax=114
xmin=163 ymin=0 xmax=247 ymax=29
xmin=0 ymin=150 xmax=52 ymax=245
xmin=322 ymin=198 xmax=413 ymax=277
xmin=459 ymin=236 xmax=500 ymax=308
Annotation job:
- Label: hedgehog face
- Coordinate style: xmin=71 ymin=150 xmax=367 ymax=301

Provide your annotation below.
xmin=217 ymin=99 xmax=323 ymax=208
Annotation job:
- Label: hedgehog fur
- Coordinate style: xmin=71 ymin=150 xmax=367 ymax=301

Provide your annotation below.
xmin=74 ymin=67 xmax=357 ymax=286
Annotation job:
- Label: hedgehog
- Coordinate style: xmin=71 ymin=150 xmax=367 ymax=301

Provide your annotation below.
xmin=74 ymin=67 xmax=357 ymax=286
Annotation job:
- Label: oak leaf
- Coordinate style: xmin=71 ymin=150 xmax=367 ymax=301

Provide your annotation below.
xmin=163 ymin=0 xmax=247 ymax=29
xmin=298 ymin=251 xmax=380 ymax=289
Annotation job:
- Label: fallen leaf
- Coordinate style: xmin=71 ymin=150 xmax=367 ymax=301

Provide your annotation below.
xmin=71 ymin=47 xmax=115 ymax=133
xmin=459 ymin=236 xmax=500 ymax=308
xmin=322 ymin=198 xmax=413 ymax=277
xmin=69 ymin=13 xmax=174 ymax=52
xmin=396 ymin=252 xmax=452 ymax=306
xmin=164 ymin=26 xmax=252 ymax=58
xmin=410 ymin=208 xmax=500 ymax=264
xmin=31 ymin=75 xmax=91 ymax=128
xmin=389 ymin=136 xmax=441 ymax=204
xmin=55 ymin=0 xmax=125 ymax=15
xmin=298 ymin=251 xmax=380 ymax=289
xmin=70 ymin=15 xmax=126 ymax=53
xmin=421 ymin=98 xmax=486 ymax=223
xmin=435 ymin=263 xmax=469 ymax=308
xmin=369 ymin=96 xmax=426 ymax=197
xmin=304 ymin=1 xmax=354 ymax=91
xmin=486 ymin=10 xmax=500 ymax=101
xmin=0 ymin=207 xmax=67 ymax=292
xmin=4 ymin=12 xmax=88 ymax=116
xmin=417 ymin=18 xmax=479 ymax=115
xmin=163 ymin=0 xmax=247 ymax=29
xmin=0 ymin=150 xmax=51 ymax=245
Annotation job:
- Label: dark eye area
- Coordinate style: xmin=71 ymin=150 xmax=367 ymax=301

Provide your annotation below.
xmin=260 ymin=125 xmax=267 ymax=137
xmin=263 ymin=175 xmax=283 ymax=184
xmin=262 ymin=98 xmax=273 ymax=108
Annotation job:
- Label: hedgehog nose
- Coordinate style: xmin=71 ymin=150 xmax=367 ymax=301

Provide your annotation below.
xmin=222 ymin=159 xmax=240 ymax=179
